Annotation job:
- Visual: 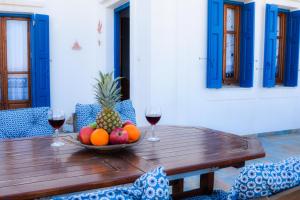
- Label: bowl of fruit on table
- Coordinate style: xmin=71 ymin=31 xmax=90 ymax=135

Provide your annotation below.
xmin=67 ymin=72 xmax=144 ymax=152
xmin=67 ymin=120 xmax=144 ymax=152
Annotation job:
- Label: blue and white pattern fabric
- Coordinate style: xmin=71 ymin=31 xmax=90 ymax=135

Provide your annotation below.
xmin=185 ymin=158 xmax=300 ymax=200
xmin=51 ymin=167 xmax=170 ymax=200
xmin=228 ymin=157 xmax=300 ymax=200
xmin=184 ymin=190 xmax=228 ymax=200
xmin=0 ymin=107 xmax=53 ymax=139
xmin=75 ymin=100 xmax=136 ymax=131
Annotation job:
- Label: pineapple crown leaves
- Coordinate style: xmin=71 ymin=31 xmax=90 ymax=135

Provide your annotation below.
xmin=94 ymin=71 xmax=122 ymax=109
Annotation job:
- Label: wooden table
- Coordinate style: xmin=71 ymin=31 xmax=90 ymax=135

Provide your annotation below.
xmin=0 ymin=126 xmax=265 ymax=200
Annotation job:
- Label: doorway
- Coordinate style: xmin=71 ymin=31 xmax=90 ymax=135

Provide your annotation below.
xmin=114 ymin=3 xmax=130 ymax=100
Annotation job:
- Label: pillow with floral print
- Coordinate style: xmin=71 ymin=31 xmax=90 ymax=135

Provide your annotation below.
xmin=228 ymin=157 xmax=300 ymax=200
xmin=51 ymin=167 xmax=170 ymax=200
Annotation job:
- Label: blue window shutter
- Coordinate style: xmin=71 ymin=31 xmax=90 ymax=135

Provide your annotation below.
xmin=31 ymin=14 xmax=50 ymax=107
xmin=284 ymin=11 xmax=300 ymax=87
xmin=207 ymin=0 xmax=223 ymax=89
xmin=263 ymin=4 xmax=278 ymax=88
xmin=240 ymin=2 xmax=255 ymax=88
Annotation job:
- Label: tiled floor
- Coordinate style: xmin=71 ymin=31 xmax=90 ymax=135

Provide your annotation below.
xmin=184 ymin=130 xmax=300 ymax=192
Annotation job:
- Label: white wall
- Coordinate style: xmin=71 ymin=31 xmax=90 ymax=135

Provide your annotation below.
xmin=144 ymin=0 xmax=300 ymax=135
xmin=0 ymin=0 xmax=104 ymax=117
xmin=1 ymin=0 xmax=300 ymax=135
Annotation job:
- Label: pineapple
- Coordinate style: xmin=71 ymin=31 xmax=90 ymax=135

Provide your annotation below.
xmin=94 ymin=72 xmax=122 ymax=133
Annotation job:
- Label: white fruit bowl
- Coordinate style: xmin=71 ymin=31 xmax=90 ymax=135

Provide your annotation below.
xmin=64 ymin=131 xmax=145 ymax=152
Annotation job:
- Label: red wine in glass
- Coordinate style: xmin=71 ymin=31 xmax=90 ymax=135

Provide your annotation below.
xmin=48 ymin=109 xmax=65 ymax=147
xmin=145 ymin=106 xmax=162 ymax=142
xmin=146 ymin=114 xmax=161 ymax=125
xmin=48 ymin=119 xmax=65 ymax=129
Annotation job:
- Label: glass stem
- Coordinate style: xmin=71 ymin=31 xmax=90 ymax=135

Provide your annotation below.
xmin=151 ymin=125 xmax=155 ymax=138
xmin=55 ymin=129 xmax=59 ymax=141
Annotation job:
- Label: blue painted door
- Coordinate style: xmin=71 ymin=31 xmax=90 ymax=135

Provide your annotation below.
xmin=114 ymin=2 xmax=130 ymax=100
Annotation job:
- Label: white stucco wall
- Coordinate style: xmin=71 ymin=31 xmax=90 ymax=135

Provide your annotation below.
xmin=1 ymin=0 xmax=300 ymax=135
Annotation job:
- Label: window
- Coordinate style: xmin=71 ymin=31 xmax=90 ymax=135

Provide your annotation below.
xmin=223 ymin=4 xmax=241 ymax=85
xmin=0 ymin=14 xmax=50 ymax=110
xmin=0 ymin=17 xmax=31 ymax=110
xmin=275 ymin=12 xmax=286 ymax=84
xmin=207 ymin=0 xmax=255 ymax=89
xmin=264 ymin=5 xmax=300 ymax=88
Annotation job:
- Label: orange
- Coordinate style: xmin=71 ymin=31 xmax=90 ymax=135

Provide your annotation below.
xmin=90 ymin=129 xmax=109 ymax=146
xmin=123 ymin=125 xmax=141 ymax=143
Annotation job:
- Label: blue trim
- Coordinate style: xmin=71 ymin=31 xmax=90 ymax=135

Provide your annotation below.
xmin=114 ymin=2 xmax=130 ymax=13
xmin=114 ymin=2 xmax=129 ymax=79
xmin=0 ymin=13 xmax=32 ymax=18
xmin=224 ymin=0 xmax=244 ymax=6
xmin=279 ymin=8 xmax=290 ymax=13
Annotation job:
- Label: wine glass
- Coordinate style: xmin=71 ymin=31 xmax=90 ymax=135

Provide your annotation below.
xmin=48 ymin=109 xmax=65 ymax=147
xmin=145 ymin=106 xmax=162 ymax=142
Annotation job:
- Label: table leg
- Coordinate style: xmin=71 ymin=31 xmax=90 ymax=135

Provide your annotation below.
xmin=170 ymin=179 xmax=184 ymax=194
xmin=171 ymin=172 xmax=215 ymax=199
xmin=200 ymin=172 xmax=214 ymax=195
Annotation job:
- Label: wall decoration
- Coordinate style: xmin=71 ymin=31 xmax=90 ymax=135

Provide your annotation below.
xmin=72 ymin=41 xmax=82 ymax=51
xmin=98 ymin=20 xmax=103 ymax=34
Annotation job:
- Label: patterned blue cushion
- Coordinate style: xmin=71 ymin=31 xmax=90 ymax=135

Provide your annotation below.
xmin=0 ymin=107 xmax=53 ymax=139
xmin=228 ymin=157 xmax=300 ymax=200
xmin=51 ymin=167 xmax=170 ymax=200
xmin=75 ymin=100 xmax=136 ymax=131
xmin=183 ymin=190 xmax=228 ymax=200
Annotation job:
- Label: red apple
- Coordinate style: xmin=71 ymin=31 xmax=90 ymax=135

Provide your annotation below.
xmin=78 ymin=127 xmax=94 ymax=145
xmin=110 ymin=128 xmax=129 ymax=145
xmin=122 ymin=120 xmax=134 ymax=127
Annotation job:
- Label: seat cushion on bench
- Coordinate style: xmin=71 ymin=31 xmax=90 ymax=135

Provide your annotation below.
xmin=0 ymin=107 xmax=53 ymax=139
xmin=228 ymin=157 xmax=300 ymax=200
xmin=75 ymin=100 xmax=136 ymax=131
xmin=183 ymin=190 xmax=228 ymax=200
xmin=187 ymin=158 xmax=300 ymax=200
xmin=51 ymin=167 xmax=170 ymax=200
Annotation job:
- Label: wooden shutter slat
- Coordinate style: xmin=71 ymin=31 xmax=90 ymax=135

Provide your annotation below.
xmin=240 ymin=2 xmax=255 ymax=88
xmin=263 ymin=4 xmax=278 ymax=88
xmin=31 ymin=14 xmax=50 ymax=107
xmin=207 ymin=0 xmax=223 ymax=89
xmin=284 ymin=11 xmax=300 ymax=87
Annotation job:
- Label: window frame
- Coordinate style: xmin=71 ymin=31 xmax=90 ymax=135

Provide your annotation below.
xmin=222 ymin=3 xmax=241 ymax=85
xmin=276 ymin=12 xmax=287 ymax=85
xmin=0 ymin=16 xmax=32 ymax=110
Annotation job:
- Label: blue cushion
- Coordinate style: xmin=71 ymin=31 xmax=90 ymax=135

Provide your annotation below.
xmin=75 ymin=100 xmax=136 ymax=131
xmin=228 ymin=157 xmax=300 ymax=200
xmin=51 ymin=166 xmax=170 ymax=200
xmin=185 ymin=158 xmax=300 ymax=200
xmin=0 ymin=107 xmax=53 ymax=139
xmin=183 ymin=190 xmax=228 ymax=200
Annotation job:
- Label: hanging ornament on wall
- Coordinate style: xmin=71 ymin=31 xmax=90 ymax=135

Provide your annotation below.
xmin=72 ymin=41 xmax=82 ymax=51
xmin=97 ymin=20 xmax=103 ymax=34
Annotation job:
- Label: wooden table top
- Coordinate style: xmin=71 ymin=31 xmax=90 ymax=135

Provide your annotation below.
xmin=0 ymin=126 xmax=265 ymax=200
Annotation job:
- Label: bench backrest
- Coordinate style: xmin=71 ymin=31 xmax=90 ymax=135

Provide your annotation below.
xmin=74 ymin=100 xmax=136 ymax=132
xmin=0 ymin=107 xmax=53 ymax=139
